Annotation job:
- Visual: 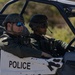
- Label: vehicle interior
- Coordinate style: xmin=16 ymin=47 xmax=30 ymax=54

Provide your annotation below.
xmin=0 ymin=0 xmax=75 ymax=75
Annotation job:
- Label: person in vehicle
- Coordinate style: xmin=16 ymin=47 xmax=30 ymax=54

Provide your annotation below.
xmin=29 ymin=14 xmax=74 ymax=57
xmin=0 ymin=13 xmax=52 ymax=58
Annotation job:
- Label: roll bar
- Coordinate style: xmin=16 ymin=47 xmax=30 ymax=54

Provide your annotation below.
xmin=0 ymin=0 xmax=75 ymax=35
xmin=0 ymin=0 xmax=19 ymax=14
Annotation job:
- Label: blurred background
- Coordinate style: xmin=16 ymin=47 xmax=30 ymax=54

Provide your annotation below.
xmin=0 ymin=0 xmax=75 ymax=43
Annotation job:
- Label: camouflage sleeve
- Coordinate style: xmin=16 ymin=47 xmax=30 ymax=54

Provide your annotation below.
xmin=52 ymin=39 xmax=68 ymax=56
xmin=55 ymin=39 xmax=68 ymax=49
xmin=45 ymin=36 xmax=68 ymax=50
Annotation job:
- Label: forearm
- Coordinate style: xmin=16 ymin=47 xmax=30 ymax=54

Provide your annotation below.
xmin=2 ymin=44 xmax=42 ymax=58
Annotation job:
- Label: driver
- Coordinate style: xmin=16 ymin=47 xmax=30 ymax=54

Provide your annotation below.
xmin=0 ymin=13 xmax=52 ymax=58
xmin=29 ymin=14 xmax=74 ymax=57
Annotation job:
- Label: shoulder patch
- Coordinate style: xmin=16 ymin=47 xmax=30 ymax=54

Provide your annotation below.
xmin=44 ymin=35 xmax=52 ymax=39
xmin=0 ymin=37 xmax=8 ymax=46
xmin=30 ymin=38 xmax=37 ymax=43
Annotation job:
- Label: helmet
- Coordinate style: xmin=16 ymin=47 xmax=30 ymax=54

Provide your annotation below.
xmin=3 ymin=13 xmax=24 ymax=28
xmin=29 ymin=14 xmax=48 ymax=31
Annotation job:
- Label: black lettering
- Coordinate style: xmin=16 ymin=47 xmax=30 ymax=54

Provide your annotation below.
xmin=23 ymin=62 xmax=26 ymax=69
xmin=27 ymin=62 xmax=31 ymax=70
xmin=9 ymin=61 xmax=31 ymax=69
xmin=9 ymin=61 xmax=12 ymax=67
xmin=13 ymin=61 xmax=17 ymax=68
xmin=17 ymin=61 xmax=21 ymax=69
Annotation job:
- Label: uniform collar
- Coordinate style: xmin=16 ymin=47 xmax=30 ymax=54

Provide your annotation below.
xmin=30 ymin=33 xmax=45 ymax=40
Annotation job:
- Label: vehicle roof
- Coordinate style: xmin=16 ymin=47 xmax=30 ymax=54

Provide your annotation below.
xmin=20 ymin=0 xmax=75 ymax=6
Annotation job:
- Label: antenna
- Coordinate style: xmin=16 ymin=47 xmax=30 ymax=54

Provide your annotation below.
xmin=48 ymin=27 xmax=53 ymax=34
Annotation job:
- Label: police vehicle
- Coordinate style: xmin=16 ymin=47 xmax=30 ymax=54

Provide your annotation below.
xmin=0 ymin=0 xmax=75 ymax=75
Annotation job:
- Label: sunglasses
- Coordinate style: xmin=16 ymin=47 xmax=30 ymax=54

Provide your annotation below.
xmin=16 ymin=22 xmax=24 ymax=27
